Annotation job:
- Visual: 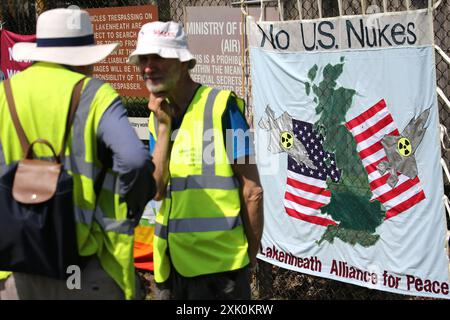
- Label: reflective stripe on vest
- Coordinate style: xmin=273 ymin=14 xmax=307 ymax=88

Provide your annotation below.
xmin=202 ymin=88 xmax=220 ymax=175
xmin=71 ymin=78 xmax=104 ymax=166
xmin=74 ymin=207 xmax=134 ymax=235
xmin=170 ymin=175 xmax=239 ymax=191
xmin=154 ymin=222 xmax=167 ymax=239
xmin=155 ymin=215 xmax=242 ymax=240
xmin=165 ymin=184 xmax=171 ymax=199
xmin=68 ymin=79 xmax=120 ymax=190
xmin=170 ymin=216 xmax=242 ymax=233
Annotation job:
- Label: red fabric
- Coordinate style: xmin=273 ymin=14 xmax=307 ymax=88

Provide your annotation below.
xmin=133 ymin=224 xmax=154 ymax=272
xmin=0 ymin=30 xmax=35 ymax=79
xmin=134 ymin=241 xmax=154 ymax=271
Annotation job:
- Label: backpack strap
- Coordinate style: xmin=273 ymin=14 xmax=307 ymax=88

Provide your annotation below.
xmin=4 ymin=79 xmax=29 ymax=154
xmin=3 ymin=77 xmax=86 ymax=161
xmin=58 ymin=78 xmax=86 ymax=161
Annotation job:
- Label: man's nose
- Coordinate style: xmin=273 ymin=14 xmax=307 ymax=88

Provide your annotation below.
xmin=141 ymin=57 xmax=156 ymax=71
xmin=143 ymin=65 xmax=152 ymax=73
xmin=144 ymin=60 xmax=161 ymax=73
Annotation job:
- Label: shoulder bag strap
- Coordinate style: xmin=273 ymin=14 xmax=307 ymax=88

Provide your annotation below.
xmin=3 ymin=79 xmax=29 ymax=154
xmin=58 ymin=77 xmax=86 ymax=161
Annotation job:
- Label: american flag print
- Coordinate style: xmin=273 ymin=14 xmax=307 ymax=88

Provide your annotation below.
xmin=345 ymin=99 xmax=426 ymax=219
xmin=284 ymin=119 xmax=341 ymax=227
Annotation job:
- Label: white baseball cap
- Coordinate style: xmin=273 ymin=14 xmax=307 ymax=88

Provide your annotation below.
xmin=128 ymin=21 xmax=196 ymax=69
xmin=13 ymin=8 xmax=118 ymax=66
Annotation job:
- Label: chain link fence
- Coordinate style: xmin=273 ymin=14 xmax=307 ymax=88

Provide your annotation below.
xmin=1 ymin=0 xmax=449 ymax=300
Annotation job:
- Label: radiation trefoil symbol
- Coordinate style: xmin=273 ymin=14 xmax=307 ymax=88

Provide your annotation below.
xmin=397 ymin=137 xmax=412 ymax=157
xmin=259 ymin=105 xmax=316 ymax=169
xmin=377 ymin=109 xmax=430 ymax=188
xmin=281 ymin=131 xmax=294 ymax=150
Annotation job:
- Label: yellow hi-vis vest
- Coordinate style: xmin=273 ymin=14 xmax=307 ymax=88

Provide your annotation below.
xmin=0 ymin=62 xmax=136 ymax=299
xmin=149 ymin=86 xmax=249 ymax=283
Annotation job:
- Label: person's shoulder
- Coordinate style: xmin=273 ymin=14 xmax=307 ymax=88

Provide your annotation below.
xmin=86 ymin=76 xmax=110 ymax=87
xmin=206 ymin=86 xmax=242 ymax=102
xmin=87 ymin=77 xmax=119 ymax=96
xmin=85 ymin=77 xmax=120 ymax=114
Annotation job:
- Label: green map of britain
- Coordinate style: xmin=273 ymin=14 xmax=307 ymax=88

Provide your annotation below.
xmin=306 ymin=58 xmax=384 ymax=247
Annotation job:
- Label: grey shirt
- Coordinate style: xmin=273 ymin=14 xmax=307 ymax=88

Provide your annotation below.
xmin=97 ymin=98 xmax=155 ymax=222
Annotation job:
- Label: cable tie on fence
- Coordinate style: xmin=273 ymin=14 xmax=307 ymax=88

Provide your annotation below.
xmin=435 ymin=45 xmax=450 ymax=65
xmin=240 ymin=0 xmax=249 ymax=16
xmin=443 ymin=195 xmax=450 ymax=221
xmin=434 ymin=0 xmax=442 ymax=10
xmin=297 ymin=0 xmax=303 ymax=20
xmin=278 ymin=0 xmax=284 ymax=21
xmin=317 ymin=0 xmax=322 ymax=18
xmin=442 ymin=158 xmax=450 ymax=185
xmin=337 ymin=0 xmax=343 ymax=16
xmin=440 ymin=124 xmax=450 ymax=151
xmin=428 ymin=0 xmax=433 ymax=14
xmin=259 ymin=0 xmax=265 ymax=21
xmin=437 ymin=87 xmax=450 ymax=111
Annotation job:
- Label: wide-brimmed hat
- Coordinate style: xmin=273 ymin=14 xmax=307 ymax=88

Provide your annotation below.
xmin=128 ymin=21 xmax=196 ymax=69
xmin=13 ymin=8 xmax=118 ymax=66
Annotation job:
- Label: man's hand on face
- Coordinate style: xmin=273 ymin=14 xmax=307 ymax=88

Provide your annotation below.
xmin=148 ymin=92 xmax=174 ymax=127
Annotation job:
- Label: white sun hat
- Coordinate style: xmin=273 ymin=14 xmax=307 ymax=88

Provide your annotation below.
xmin=128 ymin=21 xmax=196 ymax=69
xmin=12 ymin=8 xmax=118 ymax=66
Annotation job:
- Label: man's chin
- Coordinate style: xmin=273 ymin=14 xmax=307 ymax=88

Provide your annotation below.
xmin=145 ymin=83 xmax=166 ymax=94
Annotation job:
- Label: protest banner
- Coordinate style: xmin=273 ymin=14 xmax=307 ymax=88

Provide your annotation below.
xmin=249 ymin=9 xmax=450 ymax=298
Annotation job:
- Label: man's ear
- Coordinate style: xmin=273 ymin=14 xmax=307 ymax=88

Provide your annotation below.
xmin=181 ymin=61 xmax=191 ymax=72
